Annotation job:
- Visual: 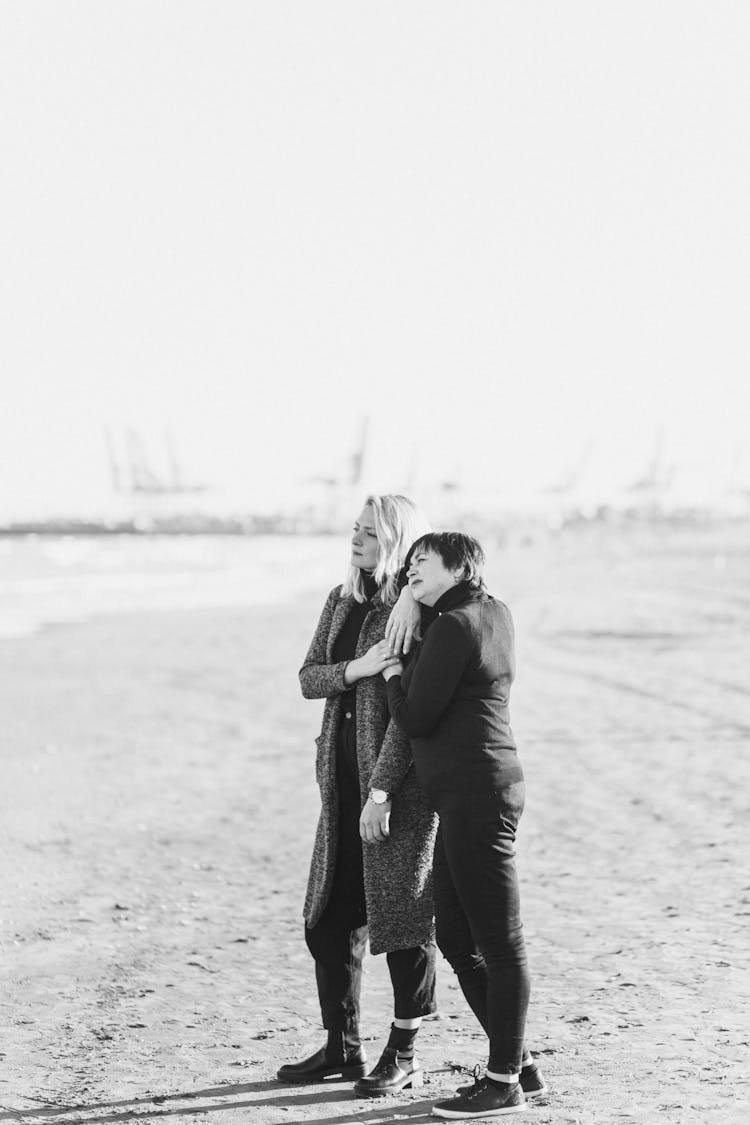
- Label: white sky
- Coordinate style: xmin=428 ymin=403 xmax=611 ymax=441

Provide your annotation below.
xmin=1 ymin=1 xmax=748 ymax=519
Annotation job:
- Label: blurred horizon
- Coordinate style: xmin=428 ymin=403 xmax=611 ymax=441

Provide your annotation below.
xmin=2 ymin=2 xmax=748 ymax=525
xmin=1 ymin=412 xmax=749 ymax=527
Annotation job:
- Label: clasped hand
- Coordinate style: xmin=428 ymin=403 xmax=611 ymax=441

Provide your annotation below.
xmin=358 ymin=639 xmax=401 ymax=677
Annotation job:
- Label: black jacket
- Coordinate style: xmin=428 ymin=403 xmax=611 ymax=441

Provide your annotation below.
xmin=386 ymin=582 xmax=521 ymax=797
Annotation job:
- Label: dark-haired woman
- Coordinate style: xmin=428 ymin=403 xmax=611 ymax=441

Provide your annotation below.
xmin=384 ymin=532 xmax=546 ymax=1119
xmin=276 ymin=495 xmax=439 ymax=1097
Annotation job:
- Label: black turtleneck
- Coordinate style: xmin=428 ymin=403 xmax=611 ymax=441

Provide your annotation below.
xmin=386 ymin=581 xmax=519 ymax=796
xmin=332 ymin=571 xmax=379 ymax=716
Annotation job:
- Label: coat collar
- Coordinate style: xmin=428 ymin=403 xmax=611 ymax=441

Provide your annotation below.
xmin=327 ymin=593 xmax=354 ymax=662
xmin=325 ymin=588 xmax=386 ymax=662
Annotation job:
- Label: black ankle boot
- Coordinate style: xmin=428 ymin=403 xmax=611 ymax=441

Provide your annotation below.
xmin=276 ymin=1029 xmax=367 ymax=1085
xmin=354 ymin=1024 xmax=422 ymax=1098
xmin=386 ymin=1022 xmax=419 ymax=1059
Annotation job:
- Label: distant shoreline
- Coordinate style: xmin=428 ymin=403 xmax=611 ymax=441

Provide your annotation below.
xmin=0 ymin=508 xmax=747 ymax=538
xmin=0 ymin=518 xmax=334 ymax=537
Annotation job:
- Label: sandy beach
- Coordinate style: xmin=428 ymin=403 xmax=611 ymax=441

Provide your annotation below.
xmin=1 ymin=524 xmax=749 ymax=1124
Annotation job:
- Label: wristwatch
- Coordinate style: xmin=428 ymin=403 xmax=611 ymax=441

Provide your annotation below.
xmin=369 ymin=788 xmax=390 ymax=804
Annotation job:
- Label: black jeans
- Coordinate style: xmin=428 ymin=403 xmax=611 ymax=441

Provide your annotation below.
xmin=305 ymin=713 xmax=437 ymax=1031
xmin=432 ymin=781 xmax=530 ymax=1074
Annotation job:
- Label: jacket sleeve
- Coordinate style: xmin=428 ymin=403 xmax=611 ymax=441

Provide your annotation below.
xmin=299 ymin=587 xmax=349 ymax=699
xmin=386 ymin=613 xmax=473 ymax=736
xmin=367 ymin=717 xmax=414 ymax=795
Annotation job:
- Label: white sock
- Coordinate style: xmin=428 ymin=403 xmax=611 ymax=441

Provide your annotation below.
xmin=486 ymin=1069 xmax=519 ymax=1084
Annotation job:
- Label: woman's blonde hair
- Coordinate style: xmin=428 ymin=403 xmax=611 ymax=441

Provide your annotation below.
xmin=342 ymin=494 xmax=430 ymax=607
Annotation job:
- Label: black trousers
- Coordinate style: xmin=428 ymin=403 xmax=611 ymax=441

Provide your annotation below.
xmin=305 ymin=713 xmax=437 ymax=1031
xmin=432 ymin=780 xmax=530 ymax=1074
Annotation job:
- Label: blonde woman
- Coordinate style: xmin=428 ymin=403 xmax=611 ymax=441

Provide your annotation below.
xmin=277 ymin=495 xmax=438 ymax=1097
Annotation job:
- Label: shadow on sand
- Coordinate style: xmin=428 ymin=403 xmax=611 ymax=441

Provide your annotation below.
xmin=1 ymin=1080 xmax=437 ymax=1125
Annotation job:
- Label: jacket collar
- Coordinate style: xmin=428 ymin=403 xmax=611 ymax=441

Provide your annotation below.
xmin=431 ymin=580 xmax=483 ymax=616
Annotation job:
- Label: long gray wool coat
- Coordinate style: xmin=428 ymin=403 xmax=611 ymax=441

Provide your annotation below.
xmin=300 ymin=585 xmax=437 ymax=956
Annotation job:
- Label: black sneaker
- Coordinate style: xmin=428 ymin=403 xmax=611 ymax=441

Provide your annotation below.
xmin=432 ymin=1077 xmax=526 ymax=1118
xmin=519 ymin=1061 xmax=547 ymax=1099
xmin=457 ymin=1062 xmax=547 ymax=1100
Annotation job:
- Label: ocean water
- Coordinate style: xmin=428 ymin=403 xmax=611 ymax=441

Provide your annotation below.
xmin=1 ymin=523 xmax=748 ymax=649
xmin=0 ymin=534 xmax=344 ymax=639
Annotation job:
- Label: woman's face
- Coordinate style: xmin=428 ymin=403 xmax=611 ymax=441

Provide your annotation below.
xmin=407 ymin=547 xmax=461 ymax=607
xmin=350 ymin=504 xmax=379 ymax=571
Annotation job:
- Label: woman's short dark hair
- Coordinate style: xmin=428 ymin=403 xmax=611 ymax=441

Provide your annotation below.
xmin=408 ymin=531 xmax=486 ymax=589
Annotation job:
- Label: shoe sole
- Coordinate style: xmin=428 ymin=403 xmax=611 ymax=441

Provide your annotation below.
xmin=432 ymin=1105 xmax=527 ymax=1119
xmin=276 ymin=1063 xmax=368 ymax=1085
xmin=355 ymin=1070 xmax=423 ymax=1098
xmin=456 ymin=1084 xmax=546 ymax=1100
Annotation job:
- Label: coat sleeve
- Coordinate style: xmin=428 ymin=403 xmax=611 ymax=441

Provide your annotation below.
xmin=385 ymin=613 xmax=473 ymax=736
xmin=367 ymin=717 xmax=413 ymax=795
xmin=299 ymin=586 xmax=350 ymax=699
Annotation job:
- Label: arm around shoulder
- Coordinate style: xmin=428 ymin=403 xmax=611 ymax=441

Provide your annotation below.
xmin=385 ymin=584 xmax=422 ymax=655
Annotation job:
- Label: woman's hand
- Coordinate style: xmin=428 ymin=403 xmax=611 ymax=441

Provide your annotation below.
xmin=344 ymin=640 xmax=400 ymax=684
xmin=382 ymin=661 xmax=403 ymax=681
xmin=360 ymin=796 xmax=392 ymax=843
xmin=385 ymin=586 xmax=421 ymax=655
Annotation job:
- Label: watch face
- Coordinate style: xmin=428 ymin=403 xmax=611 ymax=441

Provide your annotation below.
xmin=370 ymin=789 xmax=388 ymax=804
